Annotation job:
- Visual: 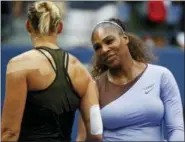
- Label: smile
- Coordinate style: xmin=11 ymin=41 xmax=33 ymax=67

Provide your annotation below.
xmin=105 ymin=55 xmax=116 ymax=62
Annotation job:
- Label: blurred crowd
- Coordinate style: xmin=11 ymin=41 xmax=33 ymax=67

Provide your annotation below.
xmin=1 ymin=1 xmax=185 ymax=51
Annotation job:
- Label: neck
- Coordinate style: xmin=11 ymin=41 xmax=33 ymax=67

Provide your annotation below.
xmin=109 ymin=53 xmax=135 ymax=80
xmin=31 ymin=34 xmax=58 ymax=49
xmin=108 ymin=60 xmax=146 ymax=85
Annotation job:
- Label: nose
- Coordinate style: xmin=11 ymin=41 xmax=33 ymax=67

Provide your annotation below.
xmin=101 ymin=45 xmax=110 ymax=54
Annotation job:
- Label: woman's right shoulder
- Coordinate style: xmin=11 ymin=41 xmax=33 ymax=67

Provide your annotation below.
xmin=67 ymin=53 xmax=89 ymax=73
xmin=68 ymin=53 xmax=80 ymax=65
xmin=67 ymin=53 xmax=92 ymax=80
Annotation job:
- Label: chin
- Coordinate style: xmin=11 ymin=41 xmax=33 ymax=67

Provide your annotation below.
xmin=107 ymin=61 xmax=120 ymax=69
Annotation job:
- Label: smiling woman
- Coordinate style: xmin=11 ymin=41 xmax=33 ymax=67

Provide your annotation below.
xmin=76 ymin=18 xmax=184 ymax=141
xmin=91 ymin=18 xmax=155 ymax=78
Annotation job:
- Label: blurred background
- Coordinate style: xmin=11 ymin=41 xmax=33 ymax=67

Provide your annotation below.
xmin=1 ymin=1 xmax=184 ymax=140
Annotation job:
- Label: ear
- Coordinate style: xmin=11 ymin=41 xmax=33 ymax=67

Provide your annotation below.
xmin=25 ymin=20 xmax=31 ymax=33
xmin=122 ymin=34 xmax=129 ymax=45
xmin=57 ymin=22 xmax=63 ymax=34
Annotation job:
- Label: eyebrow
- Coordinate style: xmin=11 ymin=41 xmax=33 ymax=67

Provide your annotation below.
xmin=102 ymin=35 xmax=115 ymax=42
xmin=94 ymin=35 xmax=114 ymax=44
xmin=93 ymin=35 xmax=115 ymax=46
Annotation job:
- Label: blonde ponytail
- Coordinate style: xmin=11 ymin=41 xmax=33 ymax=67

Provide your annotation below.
xmin=39 ymin=11 xmax=50 ymax=34
xmin=28 ymin=1 xmax=63 ymax=35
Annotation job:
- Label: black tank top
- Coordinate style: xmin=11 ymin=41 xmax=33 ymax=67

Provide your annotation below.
xmin=18 ymin=47 xmax=80 ymax=141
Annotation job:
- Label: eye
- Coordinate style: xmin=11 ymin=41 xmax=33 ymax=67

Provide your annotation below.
xmin=93 ymin=44 xmax=101 ymax=51
xmin=106 ymin=39 xmax=114 ymax=45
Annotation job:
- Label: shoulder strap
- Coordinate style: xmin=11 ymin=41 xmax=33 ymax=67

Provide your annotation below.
xmin=36 ymin=48 xmax=57 ymax=72
xmin=63 ymin=52 xmax=74 ymax=88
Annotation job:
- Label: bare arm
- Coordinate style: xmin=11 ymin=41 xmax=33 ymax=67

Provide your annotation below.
xmin=76 ymin=113 xmax=86 ymax=141
xmin=68 ymin=55 xmax=102 ymax=141
xmin=79 ymin=79 xmax=102 ymax=141
xmin=1 ymin=60 xmax=28 ymax=141
xmin=76 ymin=80 xmax=100 ymax=141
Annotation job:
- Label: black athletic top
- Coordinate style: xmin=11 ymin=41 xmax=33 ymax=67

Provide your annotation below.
xmin=18 ymin=47 xmax=80 ymax=142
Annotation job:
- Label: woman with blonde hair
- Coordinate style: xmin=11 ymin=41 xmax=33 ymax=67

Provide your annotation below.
xmin=1 ymin=1 xmax=103 ymax=141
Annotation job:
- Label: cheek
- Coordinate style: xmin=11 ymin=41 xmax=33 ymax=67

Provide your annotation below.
xmin=112 ymin=40 xmax=121 ymax=51
xmin=115 ymin=55 xmax=121 ymax=63
xmin=116 ymin=41 xmax=128 ymax=55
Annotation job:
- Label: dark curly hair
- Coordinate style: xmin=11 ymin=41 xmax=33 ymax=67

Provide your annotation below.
xmin=91 ymin=18 xmax=155 ymax=78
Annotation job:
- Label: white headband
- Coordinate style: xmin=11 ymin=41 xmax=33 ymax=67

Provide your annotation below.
xmin=92 ymin=21 xmax=125 ymax=34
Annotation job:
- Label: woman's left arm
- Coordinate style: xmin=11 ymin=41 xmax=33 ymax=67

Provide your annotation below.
xmin=160 ymin=68 xmax=184 ymax=141
xmin=1 ymin=60 xmax=28 ymax=141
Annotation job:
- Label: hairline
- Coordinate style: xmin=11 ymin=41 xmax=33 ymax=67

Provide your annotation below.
xmin=91 ymin=21 xmax=125 ymax=42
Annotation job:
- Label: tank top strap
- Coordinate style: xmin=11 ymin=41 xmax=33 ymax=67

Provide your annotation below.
xmin=34 ymin=46 xmax=65 ymax=79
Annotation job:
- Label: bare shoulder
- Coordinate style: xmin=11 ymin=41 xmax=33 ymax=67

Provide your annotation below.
xmin=68 ymin=54 xmax=83 ymax=67
xmin=6 ymin=50 xmax=40 ymax=75
xmin=8 ymin=49 xmax=38 ymax=61
xmin=67 ymin=54 xmax=95 ymax=97
xmin=68 ymin=54 xmax=91 ymax=79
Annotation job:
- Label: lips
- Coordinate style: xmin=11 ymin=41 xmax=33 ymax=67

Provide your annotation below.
xmin=104 ymin=54 xmax=116 ymax=62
